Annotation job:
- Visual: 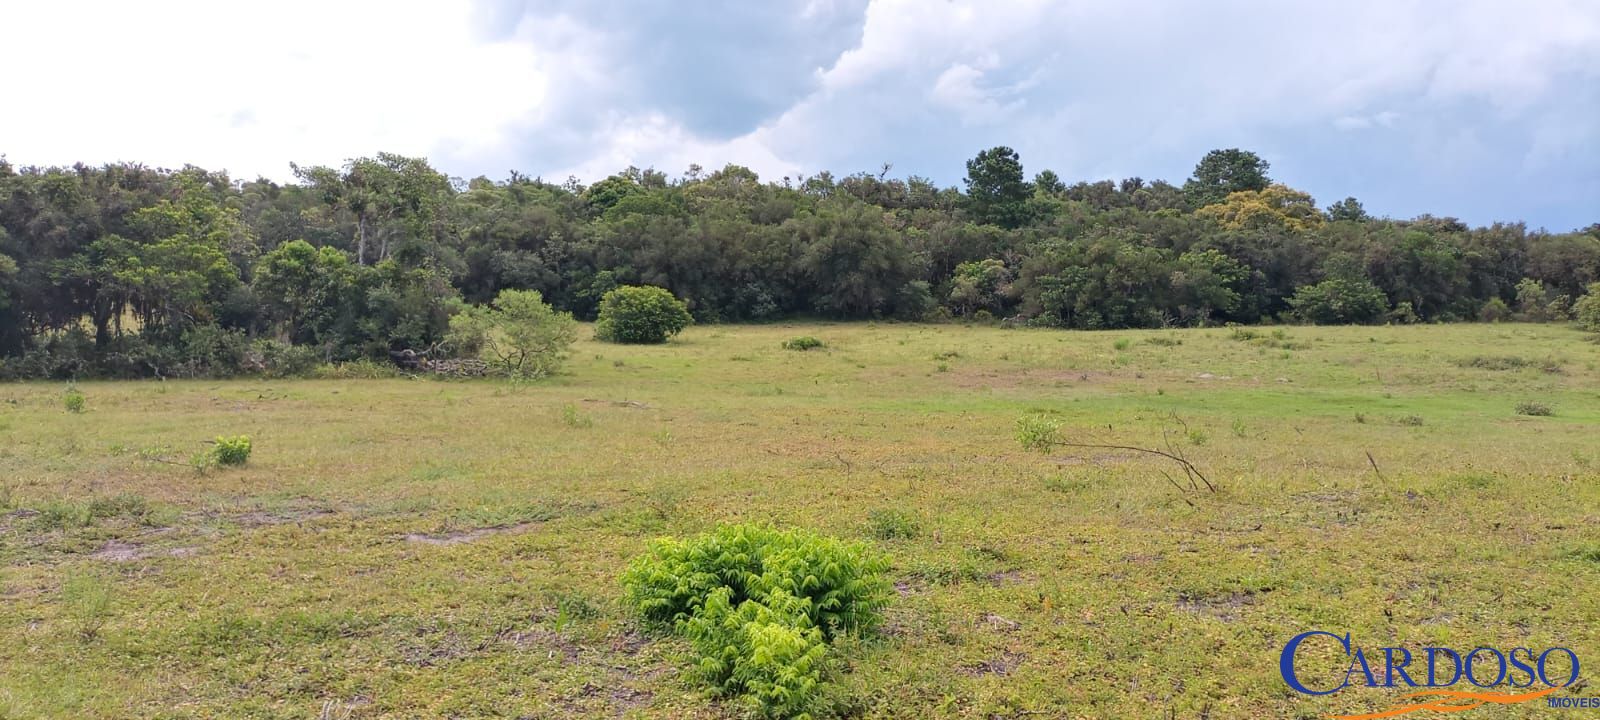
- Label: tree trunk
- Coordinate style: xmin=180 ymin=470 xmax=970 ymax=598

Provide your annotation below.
xmin=357 ymin=215 xmax=369 ymax=265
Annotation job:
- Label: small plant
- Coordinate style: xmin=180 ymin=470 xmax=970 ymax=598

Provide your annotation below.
xmin=865 ymin=509 xmax=920 ymax=540
xmin=783 ymin=336 xmax=825 ymax=351
xmin=622 ymin=524 xmax=890 ymax=718
xmin=211 ymin=436 xmax=252 ymax=466
xmin=935 ymin=362 xmax=950 ymax=373
xmin=1395 ymin=415 xmax=1425 ymax=427
xmin=560 ymin=403 xmax=593 ymax=428
xmin=62 ymin=573 xmax=114 ymax=639
xmin=1230 ymin=418 xmax=1247 ymax=438
xmin=1113 ymin=338 xmax=1132 ymax=351
xmin=63 ymin=386 xmax=85 ymax=413
xmin=1354 ymin=412 xmax=1367 ymax=424
xmin=1515 ymin=401 xmax=1553 ymax=417
xmin=1145 ymin=336 xmax=1182 ymax=347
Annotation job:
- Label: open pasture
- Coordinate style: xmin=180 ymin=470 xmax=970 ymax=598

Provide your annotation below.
xmin=2 ymin=322 xmax=1598 ymax=718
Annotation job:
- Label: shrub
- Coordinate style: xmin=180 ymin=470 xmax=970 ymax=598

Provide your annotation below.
xmin=63 ymin=386 xmax=86 ymax=413
xmin=447 ymin=289 xmax=578 ymax=378
xmin=1576 ymin=282 xmax=1600 ymax=331
xmin=1478 ymin=297 xmax=1512 ymax=323
xmin=622 ymin=524 xmax=890 ymax=717
xmin=1289 ymin=278 xmax=1389 ymax=324
xmin=212 ymin=435 xmax=252 ymax=466
xmin=865 ymin=509 xmax=920 ymax=540
xmin=595 ymin=286 xmax=692 ymax=344
xmin=560 ymin=403 xmax=593 ymax=428
xmin=782 ymin=336 xmax=825 ymax=351
xmin=1515 ymin=401 xmax=1553 ymax=417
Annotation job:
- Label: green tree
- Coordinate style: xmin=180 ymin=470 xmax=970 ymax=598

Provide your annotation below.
xmin=447 ymin=289 xmax=577 ymax=377
xmin=293 ymin=153 xmax=453 ymax=266
xmin=253 ymin=240 xmax=353 ymax=345
xmin=1183 ymin=148 xmax=1271 ymax=207
xmin=595 ymin=285 xmax=693 ymax=344
xmin=1326 ymin=197 xmax=1369 ymax=223
xmin=963 ymin=146 xmax=1032 ymax=229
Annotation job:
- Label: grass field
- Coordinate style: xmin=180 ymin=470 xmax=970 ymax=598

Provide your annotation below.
xmin=2 ymin=322 xmax=1598 ymax=719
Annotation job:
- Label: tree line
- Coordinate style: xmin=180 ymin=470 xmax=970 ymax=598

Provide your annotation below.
xmin=1 ymin=147 xmax=1597 ymax=378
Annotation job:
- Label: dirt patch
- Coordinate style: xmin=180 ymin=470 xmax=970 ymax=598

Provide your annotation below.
xmin=234 ymin=508 xmax=336 ymax=526
xmin=583 ymin=398 xmax=651 ymax=410
xmin=944 ymin=368 xmax=1110 ymax=390
xmin=961 ymin=650 xmax=1026 ymax=676
xmin=1176 ymin=590 xmax=1262 ymax=622
xmin=978 ymin=612 xmax=1020 ymax=633
xmin=88 ymin=539 xmax=200 ymax=562
xmin=401 ymin=521 xmax=540 ymax=545
xmin=505 ymin=626 xmax=584 ymax=663
xmin=985 ymin=569 xmax=1032 ymax=587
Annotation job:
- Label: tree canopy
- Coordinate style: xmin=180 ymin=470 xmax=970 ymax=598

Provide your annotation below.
xmin=0 ymin=147 xmax=1595 ymax=378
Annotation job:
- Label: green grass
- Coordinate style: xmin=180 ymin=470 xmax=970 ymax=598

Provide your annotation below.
xmin=1 ymin=322 xmax=1597 ymax=718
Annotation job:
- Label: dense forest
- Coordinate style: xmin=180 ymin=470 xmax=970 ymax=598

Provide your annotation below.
xmin=1 ymin=147 xmax=1597 ymax=378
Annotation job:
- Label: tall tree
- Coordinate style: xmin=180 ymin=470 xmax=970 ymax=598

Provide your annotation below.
xmin=1183 ymin=148 xmax=1271 ymax=207
xmin=963 ymin=146 xmax=1032 ymax=229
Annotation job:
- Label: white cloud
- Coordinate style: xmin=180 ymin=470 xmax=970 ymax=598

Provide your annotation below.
xmin=1 ymin=0 xmax=1596 ymax=226
xmin=0 ymin=0 xmax=547 ymax=179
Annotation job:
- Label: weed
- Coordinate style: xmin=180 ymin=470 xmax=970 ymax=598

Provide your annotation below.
xmin=783 ymin=336 xmax=825 ymax=351
xmin=1515 ymin=401 xmax=1553 ymax=417
xmin=560 ymin=403 xmax=593 ymax=428
xmin=1230 ymin=418 xmax=1247 ymax=438
xmin=1144 ymin=336 xmax=1182 ymax=347
xmin=62 ymin=573 xmax=114 ymax=639
xmin=64 ymin=386 xmax=86 ymax=413
xmin=1395 ymin=415 xmax=1425 ymax=427
xmin=1113 ymin=338 xmax=1132 ymax=351
xmin=865 ymin=509 xmax=921 ymax=540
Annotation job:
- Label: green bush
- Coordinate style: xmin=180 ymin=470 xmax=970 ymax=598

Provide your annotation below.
xmin=1288 ymin=278 xmax=1389 ymax=324
xmin=595 ymin=285 xmax=693 ymax=344
xmin=1515 ymin=401 xmax=1553 ymax=417
xmin=865 ymin=509 xmax=920 ymax=540
xmin=63 ymin=386 xmax=85 ymax=413
xmin=622 ymin=524 xmax=890 ymax=717
xmin=1478 ymin=297 xmax=1512 ymax=323
xmin=1576 ymin=282 xmax=1600 ymax=331
xmin=447 ymin=289 xmax=578 ymax=378
xmin=782 ymin=336 xmax=825 ymax=351
xmin=212 ymin=435 xmax=252 ymax=466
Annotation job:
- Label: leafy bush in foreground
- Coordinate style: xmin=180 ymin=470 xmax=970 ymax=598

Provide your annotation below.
xmin=622 ymin=524 xmax=890 ymax=717
xmin=212 ymin=436 xmax=252 ymax=466
xmin=595 ymin=286 xmax=693 ymax=344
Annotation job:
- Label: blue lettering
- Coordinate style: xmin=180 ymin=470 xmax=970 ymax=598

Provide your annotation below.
xmin=1538 ymin=648 xmax=1580 ymax=687
xmin=1281 ymin=630 xmax=1350 ymax=696
xmin=1348 ymin=648 xmax=1379 ymax=688
xmin=1507 ymin=648 xmax=1537 ymax=688
xmin=1424 ymin=647 xmax=1461 ymax=687
xmin=1384 ymin=647 xmax=1418 ymax=687
xmin=1465 ymin=647 xmax=1506 ymax=688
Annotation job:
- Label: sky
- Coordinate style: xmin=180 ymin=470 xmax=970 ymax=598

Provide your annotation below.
xmin=1 ymin=0 xmax=1597 ymax=231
